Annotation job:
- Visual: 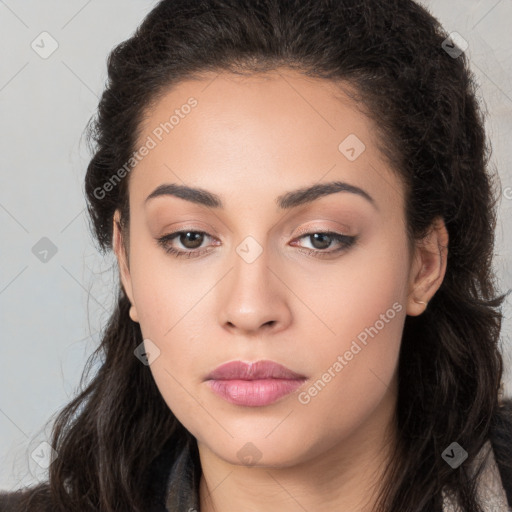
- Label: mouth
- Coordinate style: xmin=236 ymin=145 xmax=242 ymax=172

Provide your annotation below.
xmin=204 ymin=360 xmax=307 ymax=407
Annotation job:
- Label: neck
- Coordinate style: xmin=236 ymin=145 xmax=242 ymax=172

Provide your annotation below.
xmin=198 ymin=381 xmax=398 ymax=512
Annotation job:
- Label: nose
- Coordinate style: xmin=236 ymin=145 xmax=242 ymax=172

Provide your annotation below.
xmin=218 ymin=247 xmax=292 ymax=336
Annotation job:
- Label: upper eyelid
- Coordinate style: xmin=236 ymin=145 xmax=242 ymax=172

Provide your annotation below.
xmin=163 ymin=218 xmax=354 ymax=237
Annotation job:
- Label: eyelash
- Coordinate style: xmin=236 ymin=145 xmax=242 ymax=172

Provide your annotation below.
xmin=156 ymin=229 xmax=358 ymax=259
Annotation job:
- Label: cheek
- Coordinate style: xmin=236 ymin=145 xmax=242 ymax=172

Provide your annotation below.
xmin=294 ymin=301 xmax=404 ymax=452
xmin=127 ymin=236 xmax=197 ymax=337
xmin=294 ymin=233 xmax=408 ymax=343
xmin=126 ymin=248 xmax=211 ymax=420
xmin=294 ymin=238 xmax=407 ymax=412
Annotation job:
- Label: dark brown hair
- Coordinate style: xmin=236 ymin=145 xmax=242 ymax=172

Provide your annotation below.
xmin=10 ymin=0 xmax=512 ymax=510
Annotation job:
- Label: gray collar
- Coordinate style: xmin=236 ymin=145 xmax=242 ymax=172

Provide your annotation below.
xmin=164 ymin=439 xmax=509 ymax=511
xmin=442 ymin=440 xmax=510 ymax=511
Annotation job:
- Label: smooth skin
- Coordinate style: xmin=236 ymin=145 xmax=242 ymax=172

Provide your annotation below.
xmin=113 ymin=68 xmax=448 ymax=512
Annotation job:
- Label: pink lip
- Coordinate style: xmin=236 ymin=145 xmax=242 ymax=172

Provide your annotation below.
xmin=205 ymin=360 xmax=307 ymax=407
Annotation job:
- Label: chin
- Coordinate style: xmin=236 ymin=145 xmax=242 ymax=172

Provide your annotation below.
xmin=204 ymin=433 xmax=318 ymax=469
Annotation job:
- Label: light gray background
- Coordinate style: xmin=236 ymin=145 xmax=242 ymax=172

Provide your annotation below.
xmin=1 ymin=0 xmax=511 ymax=492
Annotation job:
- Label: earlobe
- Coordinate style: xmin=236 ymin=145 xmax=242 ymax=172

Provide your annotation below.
xmin=113 ymin=210 xmax=139 ymax=323
xmin=129 ymin=304 xmax=139 ymax=323
xmin=406 ymin=216 xmax=449 ymax=316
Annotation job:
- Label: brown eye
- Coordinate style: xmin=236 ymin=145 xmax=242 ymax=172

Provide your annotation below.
xmin=177 ymin=231 xmax=204 ymax=249
xmin=156 ymin=230 xmax=214 ymax=258
xmin=308 ymin=233 xmax=333 ymax=250
xmin=291 ymin=231 xmax=358 ymax=258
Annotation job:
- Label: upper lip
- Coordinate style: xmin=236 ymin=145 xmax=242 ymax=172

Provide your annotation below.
xmin=205 ymin=360 xmax=306 ymax=381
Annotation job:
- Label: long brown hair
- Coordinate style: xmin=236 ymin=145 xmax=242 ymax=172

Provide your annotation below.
xmin=13 ymin=0 xmax=512 ymax=510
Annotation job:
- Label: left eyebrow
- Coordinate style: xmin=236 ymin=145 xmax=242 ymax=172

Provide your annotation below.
xmin=144 ymin=180 xmax=378 ymax=210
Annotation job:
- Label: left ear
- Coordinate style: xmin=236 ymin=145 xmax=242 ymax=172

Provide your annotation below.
xmin=406 ymin=216 xmax=449 ymax=316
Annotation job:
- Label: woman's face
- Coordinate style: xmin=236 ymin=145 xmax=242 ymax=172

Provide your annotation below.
xmin=113 ymin=69 xmax=443 ymax=468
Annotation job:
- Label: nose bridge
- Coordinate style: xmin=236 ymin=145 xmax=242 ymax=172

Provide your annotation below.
xmin=218 ymin=233 xmax=290 ymax=332
xmin=230 ymin=235 xmax=275 ymax=307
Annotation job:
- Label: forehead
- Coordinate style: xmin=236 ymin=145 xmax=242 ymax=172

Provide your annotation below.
xmin=128 ymin=69 xmax=404 ymax=217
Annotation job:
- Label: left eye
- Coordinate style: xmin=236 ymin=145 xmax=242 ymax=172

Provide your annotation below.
xmin=156 ymin=230 xmax=357 ymax=259
xmin=291 ymin=232 xmax=356 ymax=254
xmin=290 ymin=231 xmax=358 ymax=258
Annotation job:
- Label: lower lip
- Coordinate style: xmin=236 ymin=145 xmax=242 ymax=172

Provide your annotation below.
xmin=206 ymin=378 xmax=306 ymax=407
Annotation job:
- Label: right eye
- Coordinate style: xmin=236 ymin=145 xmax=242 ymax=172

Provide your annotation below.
xmin=156 ymin=230 xmax=217 ymax=258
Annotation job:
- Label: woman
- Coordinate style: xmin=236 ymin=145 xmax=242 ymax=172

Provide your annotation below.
xmin=1 ymin=0 xmax=511 ymax=510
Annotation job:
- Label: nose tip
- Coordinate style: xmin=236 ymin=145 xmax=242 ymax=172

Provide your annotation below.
xmin=220 ymin=256 xmax=292 ymax=335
